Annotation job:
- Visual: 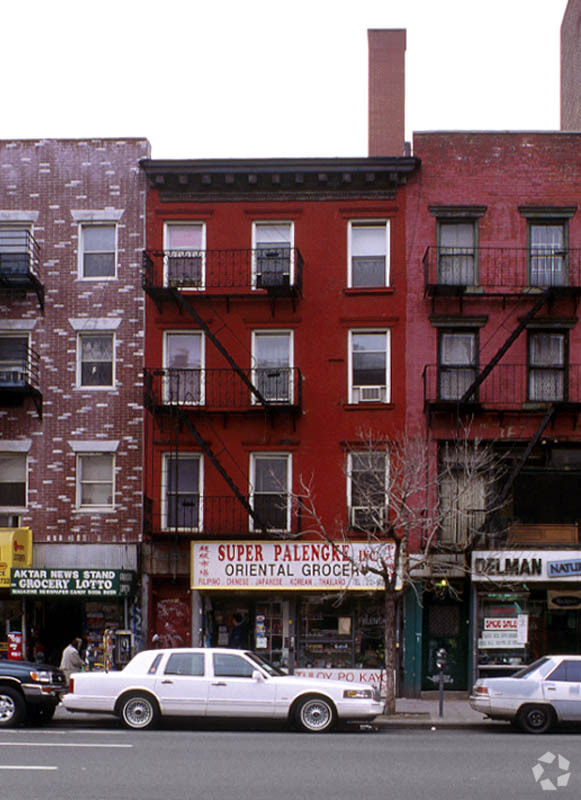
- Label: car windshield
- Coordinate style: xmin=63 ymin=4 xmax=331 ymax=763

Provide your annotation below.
xmin=244 ymin=652 xmax=285 ymax=677
xmin=511 ymin=657 xmax=554 ymax=680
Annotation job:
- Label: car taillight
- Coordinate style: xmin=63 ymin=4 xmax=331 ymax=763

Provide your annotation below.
xmin=474 ymin=685 xmax=489 ymax=695
xmin=68 ymin=677 xmax=74 ymax=693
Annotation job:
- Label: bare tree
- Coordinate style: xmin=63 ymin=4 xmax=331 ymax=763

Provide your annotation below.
xmin=290 ymin=427 xmax=507 ymax=714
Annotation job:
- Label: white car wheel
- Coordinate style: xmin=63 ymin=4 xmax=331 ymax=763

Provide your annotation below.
xmin=295 ymin=695 xmax=336 ymax=733
xmin=120 ymin=694 xmax=159 ymax=730
xmin=0 ymin=688 xmax=25 ymax=728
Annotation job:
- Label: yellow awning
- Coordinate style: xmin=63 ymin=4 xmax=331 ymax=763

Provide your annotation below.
xmin=0 ymin=528 xmax=33 ymax=588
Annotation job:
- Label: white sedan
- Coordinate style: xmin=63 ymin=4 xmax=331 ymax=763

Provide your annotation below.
xmin=62 ymin=648 xmax=383 ymax=732
xmin=470 ymin=654 xmax=581 ymax=733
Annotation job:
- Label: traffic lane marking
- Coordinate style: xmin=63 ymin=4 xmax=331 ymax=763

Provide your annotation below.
xmin=0 ymin=742 xmax=133 ymax=748
xmin=0 ymin=766 xmax=58 ymax=771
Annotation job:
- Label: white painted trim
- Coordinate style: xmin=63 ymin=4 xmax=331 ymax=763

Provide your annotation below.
xmin=71 ymin=209 xmax=124 ymax=221
xmin=68 ymin=440 xmax=119 ymax=452
xmin=347 ymin=219 xmax=390 ymax=288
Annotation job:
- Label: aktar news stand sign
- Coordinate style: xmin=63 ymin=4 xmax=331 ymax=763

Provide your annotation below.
xmin=11 ymin=568 xmax=135 ymax=597
xmin=191 ymin=541 xmax=394 ymax=590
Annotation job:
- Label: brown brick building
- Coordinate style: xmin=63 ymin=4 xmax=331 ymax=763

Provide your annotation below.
xmin=0 ymin=138 xmax=149 ymax=666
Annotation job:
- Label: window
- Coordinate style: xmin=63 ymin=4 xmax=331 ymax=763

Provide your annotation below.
xmin=80 ymin=224 xmax=116 ymax=278
xmin=0 ymin=454 xmax=26 ymax=508
xmin=349 ymin=330 xmax=390 ymax=403
xmin=79 ymin=333 xmax=114 ymax=387
xmin=0 ymin=227 xmax=31 ymax=275
xmin=348 ymin=221 xmax=389 ymax=287
xmin=438 ymin=331 xmax=478 ymax=401
xmin=528 ymin=332 xmax=566 ymax=402
xmin=164 ymin=332 xmax=204 ymax=405
xmin=213 ymin=653 xmax=254 ymax=678
xmin=165 ymin=652 xmax=205 ymax=676
xmin=347 ymin=451 xmax=388 ymax=531
xmin=439 ymin=450 xmax=486 ymax=546
xmin=164 ymin=223 xmax=205 ymax=288
xmin=252 ymin=331 xmax=292 ymax=403
xmin=77 ymin=454 xmax=114 ymax=508
xmin=529 ymin=222 xmax=567 ymax=287
xmin=0 ymin=335 xmax=29 ymax=386
xmin=253 ymin=222 xmax=293 ymax=288
xmin=250 ymin=454 xmax=291 ymax=531
xmin=438 ymin=222 xmax=476 ymax=285
xmin=163 ymin=454 xmax=202 ymax=530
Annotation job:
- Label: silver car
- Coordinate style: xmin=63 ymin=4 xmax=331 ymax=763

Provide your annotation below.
xmin=470 ymin=655 xmax=581 ymax=733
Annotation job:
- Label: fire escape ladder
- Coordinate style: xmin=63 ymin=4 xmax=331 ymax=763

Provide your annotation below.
xmin=168 ymin=288 xmax=270 ymax=408
xmin=177 ymin=409 xmax=267 ymax=534
xmin=460 ymin=289 xmax=552 ymax=404
xmin=498 ymin=404 xmax=556 ymax=507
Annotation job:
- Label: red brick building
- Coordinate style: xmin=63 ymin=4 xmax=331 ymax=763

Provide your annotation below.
xmin=140 ymin=156 xmax=418 ymax=675
xmin=405 ymin=131 xmax=581 ymax=693
xmin=0 ymin=138 xmax=149 ymax=665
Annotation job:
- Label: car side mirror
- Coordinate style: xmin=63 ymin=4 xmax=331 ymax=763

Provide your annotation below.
xmin=252 ymin=669 xmax=264 ymax=682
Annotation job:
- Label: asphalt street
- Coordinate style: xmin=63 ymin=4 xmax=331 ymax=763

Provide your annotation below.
xmin=0 ymin=719 xmax=578 ymax=800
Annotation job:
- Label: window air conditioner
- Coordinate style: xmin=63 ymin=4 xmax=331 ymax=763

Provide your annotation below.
xmin=358 ymin=385 xmax=385 ymax=402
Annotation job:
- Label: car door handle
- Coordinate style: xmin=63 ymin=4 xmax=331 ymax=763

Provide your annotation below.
xmin=545 ymin=685 xmax=556 ymax=691
xmin=212 ymin=681 xmax=227 ymax=686
xmin=161 ymin=679 xmax=174 ymax=684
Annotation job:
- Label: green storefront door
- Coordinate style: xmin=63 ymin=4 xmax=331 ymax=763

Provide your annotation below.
xmin=422 ymin=597 xmax=468 ymax=691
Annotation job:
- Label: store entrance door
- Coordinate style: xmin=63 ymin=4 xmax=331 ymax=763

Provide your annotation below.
xmin=422 ymin=595 xmax=468 ymax=691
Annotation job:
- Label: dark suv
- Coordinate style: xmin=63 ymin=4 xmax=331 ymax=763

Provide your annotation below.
xmin=0 ymin=660 xmax=66 ymax=727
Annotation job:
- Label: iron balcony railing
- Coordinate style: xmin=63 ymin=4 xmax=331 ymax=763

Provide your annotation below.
xmin=0 ymin=230 xmax=41 ymax=279
xmin=423 ymin=246 xmax=581 ymax=295
xmin=143 ymin=247 xmax=303 ymax=296
xmin=423 ymin=363 xmax=581 ymax=408
xmin=0 ymin=344 xmax=41 ymax=392
xmin=143 ymin=495 xmax=299 ymax=537
xmin=144 ymin=367 xmax=302 ymax=411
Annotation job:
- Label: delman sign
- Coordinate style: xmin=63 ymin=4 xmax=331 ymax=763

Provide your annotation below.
xmin=472 ymin=551 xmax=581 ymax=582
xmin=191 ymin=541 xmax=393 ymax=590
xmin=11 ymin=568 xmax=135 ymax=596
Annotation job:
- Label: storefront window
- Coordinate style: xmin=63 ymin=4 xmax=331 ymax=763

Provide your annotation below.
xmin=476 ymin=593 xmax=530 ymax=677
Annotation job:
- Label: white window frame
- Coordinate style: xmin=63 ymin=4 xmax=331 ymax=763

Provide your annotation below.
xmin=77 ymin=331 xmax=115 ymax=389
xmin=249 ymin=453 xmax=292 ymax=532
xmin=347 ymin=220 xmax=390 ymax=288
xmin=348 ymin=329 xmax=391 ymax=404
xmin=76 ymin=453 xmax=115 ymax=510
xmin=0 ymin=452 xmax=28 ymax=512
xmin=346 ymin=451 xmax=389 ymax=531
xmin=163 ymin=331 xmax=205 ymax=405
xmin=161 ymin=453 xmax=203 ymax=532
xmin=251 ymin=330 xmax=293 ymax=404
xmin=78 ymin=223 xmax=117 ymax=280
xmin=251 ymin=221 xmax=295 ymax=288
xmin=163 ymin=222 xmax=206 ymax=289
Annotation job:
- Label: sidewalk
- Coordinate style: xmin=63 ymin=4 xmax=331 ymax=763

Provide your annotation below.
xmin=374 ymin=692 xmax=502 ymax=728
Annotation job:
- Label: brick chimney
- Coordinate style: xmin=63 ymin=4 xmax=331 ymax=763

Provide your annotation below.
xmin=561 ymin=0 xmax=581 ymax=129
xmin=368 ymin=29 xmax=406 ymax=156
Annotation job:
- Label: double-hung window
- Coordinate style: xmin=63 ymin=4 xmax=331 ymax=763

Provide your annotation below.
xmin=163 ymin=454 xmax=202 ymax=531
xmin=164 ymin=332 xmax=204 ymax=405
xmin=164 ymin=223 xmax=205 ymax=288
xmin=439 ymin=465 xmax=486 ymax=547
xmin=252 ymin=331 xmax=292 ymax=403
xmin=80 ymin=224 xmax=116 ymax=278
xmin=78 ymin=333 xmax=114 ymax=387
xmin=77 ymin=453 xmax=114 ymax=509
xmin=253 ymin=222 xmax=293 ymax=288
xmin=529 ymin=222 xmax=567 ymax=287
xmin=438 ymin=331 xmax=478 ymax=401
xmin=348 ymin=221 xmax=389 ymax=287
xmin=0 ymin=335 xmax=29 ymax=386
xmin=438 ymin=222 xmax=476 ymax=285
xmin=0 ymin=227 xmax=32 ymax=275
xmin=349 ymin=330 xmax=390 ymax=403
xmin=347 ymin=451 xmax=388 ymax=531
xmin=0 ymin=453 xmax=26 ymax=509
xmin=528 ymin=331 xmax=566 ymax=402
xmin=250 ymin=454 xmax=291 ymax=531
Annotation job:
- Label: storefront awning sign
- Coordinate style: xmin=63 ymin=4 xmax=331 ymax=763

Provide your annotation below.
xmin=191 ymin=541 xmax=394 ymax=591
xmin=10 ymin=568 xmax=136 ymax=596
xmin=0 ymin=528 xmax=33 ymax=588
xmin=472 ymin=550 xmax=581 ymax=582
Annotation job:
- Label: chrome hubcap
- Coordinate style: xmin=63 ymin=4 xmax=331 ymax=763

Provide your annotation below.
xmin=0 ymin=695 xmax=16 ymax=723
xmin=302 ymin=701 xmax=331 ymax=730
xmin=124 ymin=698 xmax=153 ymax=728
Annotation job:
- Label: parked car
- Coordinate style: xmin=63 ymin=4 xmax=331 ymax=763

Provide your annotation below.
xmin=63 ymin=647 xmax=383 ymax=732
xmin=0 ymin=660 xmax=66 ymax=727
xmin=470 ymin=655 xmax=581 ymax=733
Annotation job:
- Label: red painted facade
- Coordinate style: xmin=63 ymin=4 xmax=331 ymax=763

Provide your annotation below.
xmin=141 ymin=158 xmax=418 ymax=661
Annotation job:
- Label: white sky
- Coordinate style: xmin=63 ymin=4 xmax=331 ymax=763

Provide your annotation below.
xmin=2 ymin=0 xmax=570 ymax=159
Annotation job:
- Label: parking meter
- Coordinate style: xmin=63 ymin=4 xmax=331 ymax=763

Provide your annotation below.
xmin=436 ymin=648 xmax=447 ymax=670
xmin=436 ymin=648 xmax=447 ymax=717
